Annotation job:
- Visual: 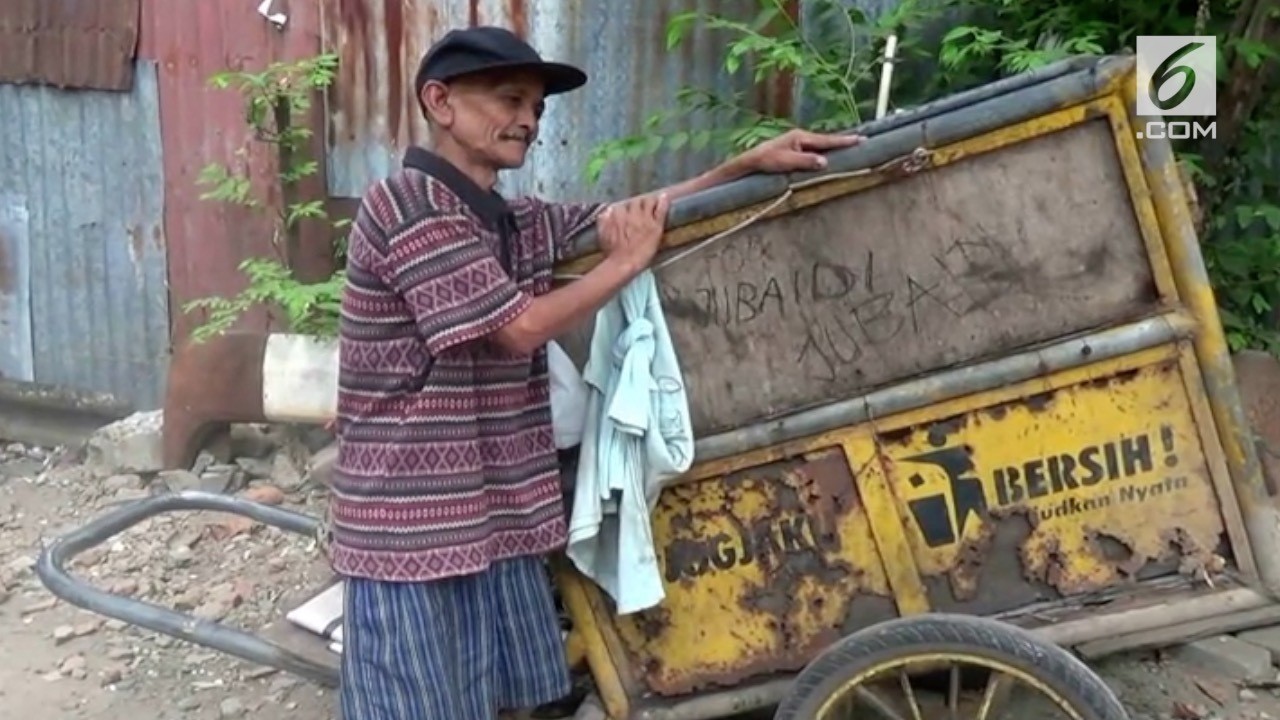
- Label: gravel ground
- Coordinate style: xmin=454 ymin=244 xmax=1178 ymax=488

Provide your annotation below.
xmin=3 ymin=427 xmax=1280 ymax=720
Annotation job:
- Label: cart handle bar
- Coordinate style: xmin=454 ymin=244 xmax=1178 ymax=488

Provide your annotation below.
xmin=34 ymin=490 xmax=339 ymax=687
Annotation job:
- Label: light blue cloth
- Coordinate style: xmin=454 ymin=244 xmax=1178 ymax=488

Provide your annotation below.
xmin=566 ymin=269 xmax=694 ymax=615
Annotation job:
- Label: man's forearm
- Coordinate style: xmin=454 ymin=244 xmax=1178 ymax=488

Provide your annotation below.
xmin=645 ymin=155 xmax=752 ymax=203
xmin=493 ymin=257 xmax=639 ymax=355
xmin=490 ymin=157 xmax=753 ymax=355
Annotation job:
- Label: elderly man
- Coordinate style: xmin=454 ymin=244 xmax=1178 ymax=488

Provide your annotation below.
xmin=331 ymin=25 xmax=861 ymax=720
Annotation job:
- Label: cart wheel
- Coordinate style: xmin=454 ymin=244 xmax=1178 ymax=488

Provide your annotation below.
xmin=774 ymin=613 xmax=1128 ymax=720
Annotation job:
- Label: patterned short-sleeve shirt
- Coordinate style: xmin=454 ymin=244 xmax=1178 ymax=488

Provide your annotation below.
xmin=330 ymin=148 xmax=603 ymax=583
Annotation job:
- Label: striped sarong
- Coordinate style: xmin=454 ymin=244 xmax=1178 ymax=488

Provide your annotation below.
xmin=339 ymin=555 xmax=571 ymax=720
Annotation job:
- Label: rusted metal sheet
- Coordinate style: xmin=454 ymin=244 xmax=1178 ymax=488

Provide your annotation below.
xmin=0 ymin=61 xmax=169 ymax=408
xmin=882 ymin=353 xmax=1228 ymax=615
xmin=653 ymin=119 xmax=1161 ymax=437
xmin=0 ymin=0 xmax=142 ymax=91
xmin=611 ymin=447 xmax=897 ymax=695
xmin=138 ymin=0 xmax=332 ymax=343
xmin=320 ymin=0 xmax=794 ymax=200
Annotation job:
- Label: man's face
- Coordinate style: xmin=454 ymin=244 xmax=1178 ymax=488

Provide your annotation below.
xmin=421 ymin=69 xmax=546 ymax=170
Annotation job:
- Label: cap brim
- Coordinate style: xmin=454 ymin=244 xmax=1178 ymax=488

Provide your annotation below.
xmin=438 ymin=60 xmax=588 ymax=96
xmin=532 ymin=62 xmax=588 ymax=96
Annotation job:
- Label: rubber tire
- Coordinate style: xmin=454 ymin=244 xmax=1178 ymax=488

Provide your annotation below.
xmin=773 ymin=613 xmax=1129 ymax=720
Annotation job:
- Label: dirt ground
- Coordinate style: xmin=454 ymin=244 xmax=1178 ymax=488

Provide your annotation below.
xmin=3 ymin=433 xmax=1280 ymax=720
xmin=0 ymin=434 xmax=335 ymax=720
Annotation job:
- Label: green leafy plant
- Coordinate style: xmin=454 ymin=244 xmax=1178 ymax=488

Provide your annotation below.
xmin=933 ymin=0 xmax=1208 ymax=82
xmin=936 ymin=26 xmax=1107 ymax=76
xmin=183 ymin=53 xmax=347 ymax=343
xmin=1201 ymin=106 xmax=1280 ymax=352
xmin=583 ymin=0 xmax=943 ymax=184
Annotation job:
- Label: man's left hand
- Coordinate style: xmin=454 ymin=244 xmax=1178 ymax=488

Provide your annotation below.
xmin=736 ymin=128 xmax=866 ymax=174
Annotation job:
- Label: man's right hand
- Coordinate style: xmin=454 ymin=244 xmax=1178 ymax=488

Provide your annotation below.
xmin=489 ymin=194 xmax=669 ymax=355
xmin=597 ymin=193 xmax=670 ymax=274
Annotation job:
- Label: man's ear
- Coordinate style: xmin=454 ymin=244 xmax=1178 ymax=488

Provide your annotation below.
xmin=420 ymin=81 xmax=453 ymax=128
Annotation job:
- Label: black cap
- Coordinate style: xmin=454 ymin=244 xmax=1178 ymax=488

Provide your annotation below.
xmin=413 ymin=26 xmax=587 ymax=100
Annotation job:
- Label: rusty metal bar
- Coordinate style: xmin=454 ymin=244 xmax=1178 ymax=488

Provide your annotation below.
xmin=1031 ymin=586 xmax=1272 ymax=648
xmin=1137 ymin=132 xmax=1280 ymax=599
xmin=1074 ymin=598 xmax=1280 ymax=659
xmin=633 ymin=678 xmax=794 ymax=720
xmin=34 ymin=492 xmax=337 ymax=687
xmin=690 ymin=310 xmax=1197 ymax=465
xmin=561 ymin=55 xmax=1131 ymax=260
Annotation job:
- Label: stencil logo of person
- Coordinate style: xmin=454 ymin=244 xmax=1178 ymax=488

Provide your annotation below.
xmin=901 ymin=444 xmax=989 ymax=549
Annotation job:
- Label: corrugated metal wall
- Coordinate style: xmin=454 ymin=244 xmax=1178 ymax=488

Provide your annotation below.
xmin=0 ymin=0 xmax=143 ymax=91
xmin=322 ymin=0 xmax=794 ymax=202
xmin=0 ymin=60 xmax=170 ymax=408
xmin=0 ymin=192 xmax=34 ymax=383
xmin=139 ymin=0 xmax=334 ymax=344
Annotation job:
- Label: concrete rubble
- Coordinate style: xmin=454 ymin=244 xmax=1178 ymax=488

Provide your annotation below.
xmin=1175 ymin=635 xmax=1276 ymax=683
xmin=1240 ymin=628 xmax=1280 ymax=665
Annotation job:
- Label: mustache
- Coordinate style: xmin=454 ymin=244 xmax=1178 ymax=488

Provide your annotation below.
xmin=500 ymin=130 xmax=533 ymax=143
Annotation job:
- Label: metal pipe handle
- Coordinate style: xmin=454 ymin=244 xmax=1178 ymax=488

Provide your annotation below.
xmin=34 ymin=491 xmax=338 ymax=686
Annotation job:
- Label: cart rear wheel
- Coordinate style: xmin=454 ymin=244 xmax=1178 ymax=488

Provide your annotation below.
xmin=774 ymin=613 xmax=1128 ymax=720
